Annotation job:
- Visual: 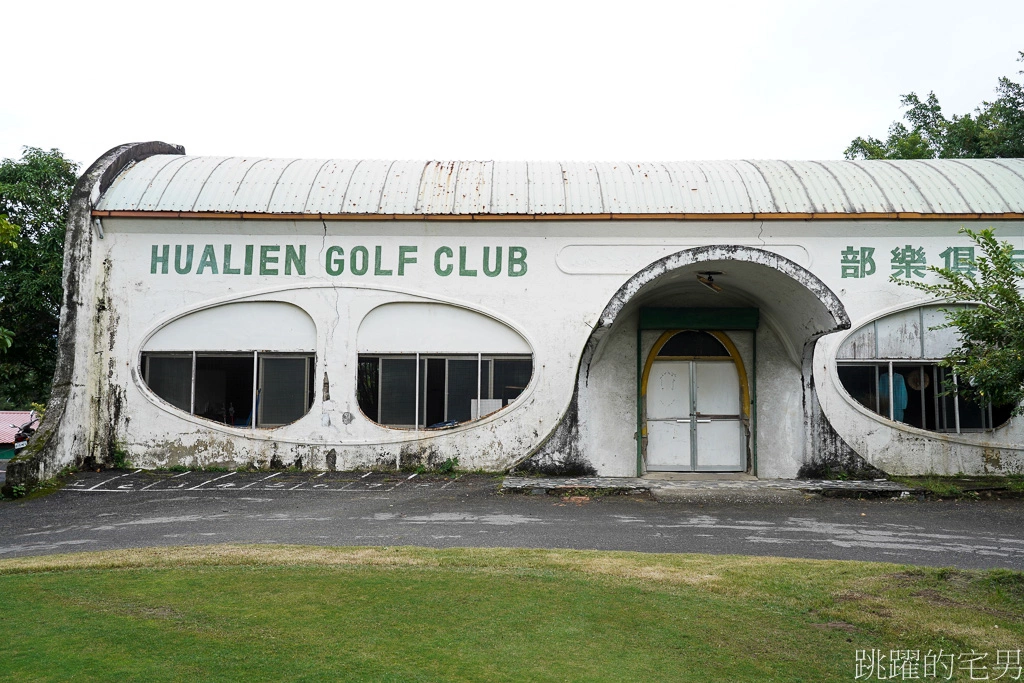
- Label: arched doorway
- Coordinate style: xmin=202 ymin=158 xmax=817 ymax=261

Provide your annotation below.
xmin=525 ymin=245 xmax=851 ymax=479
xmin=642 ymin=330 xmax=750 ymax=471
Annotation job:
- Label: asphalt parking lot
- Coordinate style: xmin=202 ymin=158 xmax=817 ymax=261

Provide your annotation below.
xmin=62 ymin=468 xmax=468 ymax=494
xmin=3 ymin=468 xmax=1024 ymax=570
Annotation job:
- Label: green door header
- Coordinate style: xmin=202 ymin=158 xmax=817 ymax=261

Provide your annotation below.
xmin=639 ymin=307 xmax=760 ymax=330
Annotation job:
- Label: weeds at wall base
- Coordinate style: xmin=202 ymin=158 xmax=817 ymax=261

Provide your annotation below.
xmin=893 ymin=474 xmax=1024 ymax=500
xmin=1 ymin=464 xmax=78 ymax=501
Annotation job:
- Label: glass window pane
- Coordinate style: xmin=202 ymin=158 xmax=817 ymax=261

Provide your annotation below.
xmin=259 ymin=357 xmax=309 ymax=427
xmin=145 ymin=355 xmax=192 ymax=412
xmin=922 ymin=305 xmax=963 ymax=359
xmin=493 ymin=359 xmax=532 ymax=405
xmin=195 ymin=355 xmax=255 ymax=426
xmin=380 ymin=358 xmax=417 ymax=426
xmin=837 ymin=325 xmax=876 ymax=360
xmin=894 ymin=364 xmax=929 ymax=429
xmin=357 ymin=357 xmax=380 ymax=422
xmin=424 ymin=358 xmax=445 ymax=427
xmin=446 ymin=359 xmax=478 ymax=423
xmin=876 ymin=309 xmax=922 ymax=359
xmin=658 ymin=331 xmax=729 ymax=357
xmin=837 ymin=365 xmax=879 ymax=415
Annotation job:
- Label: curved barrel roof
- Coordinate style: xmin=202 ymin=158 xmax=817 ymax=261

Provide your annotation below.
xmin=95 ymin=156 xmax=1024 ymax=218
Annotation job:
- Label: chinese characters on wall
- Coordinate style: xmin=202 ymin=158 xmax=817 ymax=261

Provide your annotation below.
xmin=840 ymin=245 xmax=1024 ymax=279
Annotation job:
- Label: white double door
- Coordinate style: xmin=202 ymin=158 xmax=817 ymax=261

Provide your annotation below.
xmin=646 ymin=360 xmax=745 ymax=472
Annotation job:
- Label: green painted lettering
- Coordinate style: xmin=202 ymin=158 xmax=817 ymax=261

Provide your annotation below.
xmin=173 ymin=245 xmax=192 ymax=274
xmin=285 ymin=245 xmax=306 ymax=275
xmin=351 ymin=246 xmax=369 ymax=275
xmin=326 ymin=246 xmax=345 ymax=276
xmin=151 ymin=244 xmax=169 ymax=274
xmin=482 ymin=246 xmax=502 ymax=277
xmin=434 ymin=246 xmax=453 ymax=276
xmin=196 ymin=244 xmax=219 ymax=275
xmin=398 ymin=245 xmax=418 ymax=275
xmin=260 ymin=245 xmax=280 ymax=275
xmin=374 ymin=246 xmax=393 ymax=276
xmin=459 ymin=246 xmax=477 ymax=277
xmin=245 ymin=245 xmax=254 ymax=275
xmin=508 ymin=246 xmax=527 ymax=277
xmin=222 ymin=245 xmax=241 ymax=275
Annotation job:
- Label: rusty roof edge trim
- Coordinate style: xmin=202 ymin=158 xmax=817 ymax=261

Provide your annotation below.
xmin=90 ymin=209 xmax=1024 ymax=221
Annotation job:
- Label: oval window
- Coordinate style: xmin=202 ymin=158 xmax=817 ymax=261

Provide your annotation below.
xmin=356 ymin=303 xmax=533 ymax=429
xmin=141 ymin=302 xmax=316 ymax=428
xmin=836 ymin=305 xmax=1011 ymax=432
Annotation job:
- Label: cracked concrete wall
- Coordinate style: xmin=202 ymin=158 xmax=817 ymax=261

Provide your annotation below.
xmin=6 ymin=142 xmax=185 ymax=488
xmin=12 ymin=162 xmax=1024 ymax=486
xmin=529 ymin=245 xmax=845 ymax=478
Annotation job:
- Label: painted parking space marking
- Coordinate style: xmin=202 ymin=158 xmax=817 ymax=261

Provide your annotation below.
xmin=86 ymin=470 xmax=141 ymax=491
xmin=188 ymin=472 xmax=235 ymax=490
xmin=62 ymin=471 xmax=469 ymax=494
xmin=140 ymin=470 xmax=190 ymax=490
xmin=240 ymin=472 xmax=280 ymax=489
xmin=441 ymin=475 xmax=463 ymax=489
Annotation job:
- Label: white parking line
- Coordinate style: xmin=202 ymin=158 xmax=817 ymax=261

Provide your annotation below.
xmin=140 ymin=470 xmax=191 ymax=491
xmin=187 ymin=472 xmax=236 ymax=490
xmin=239 ymin=472 xmax=280 ymax=490
xmin=85 ymin=470 xmax=141 ymax=491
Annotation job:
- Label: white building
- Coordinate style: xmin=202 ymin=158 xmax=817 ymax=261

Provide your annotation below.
xmin=8 ymin=142 xmax=1024 ymax=486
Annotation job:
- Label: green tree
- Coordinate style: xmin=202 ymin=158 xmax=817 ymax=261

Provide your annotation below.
xmin=896 ymin=228 xmax=1024 ymax=415
xmin=845 ymin=52 xmax=1024 ymax=160
xmin=0 ymin=147 xmax=78 ymax=408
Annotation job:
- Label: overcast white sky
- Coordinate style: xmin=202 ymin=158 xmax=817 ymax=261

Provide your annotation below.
xmin=3 ymin=0 xmax=1022 ymax=169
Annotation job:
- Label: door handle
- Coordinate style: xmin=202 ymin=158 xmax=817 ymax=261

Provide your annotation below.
xmin=695 ymin=419 xmax=712 ymax=423
xmin=675 ymin=419 xmax=690 ymax=423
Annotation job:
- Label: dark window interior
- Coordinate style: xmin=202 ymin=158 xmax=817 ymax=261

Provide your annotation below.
xmin=144 ymin=356 xmax=191 ymax=412
xmin=658 ymin=331 xmax=729 ymax=357
xmin=195 ymin=355 xmax=255 ymax=426
xmin=142 ymin=352 xmax=314 ymax=428
xmin=838 ymin=362 xmax=1011 ymax=432
xmin=493 ymin=359 xmax=532 ymax=404
xmin=358 ymin=355 xmax=533 ymax=429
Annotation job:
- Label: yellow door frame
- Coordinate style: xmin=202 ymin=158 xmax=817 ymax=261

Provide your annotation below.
xmin=639 ymin=330 xmax=751 ymax=473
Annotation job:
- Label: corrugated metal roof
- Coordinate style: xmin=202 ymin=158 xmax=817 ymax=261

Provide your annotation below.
xmin=95 ymin=157 xmax=1024 ymax=216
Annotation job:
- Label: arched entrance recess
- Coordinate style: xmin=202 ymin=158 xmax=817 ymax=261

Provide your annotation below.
xmin=528 ymin=245 xmax=850 ymax=478
xmin=643 ymin=330 xmax=750 ymax=471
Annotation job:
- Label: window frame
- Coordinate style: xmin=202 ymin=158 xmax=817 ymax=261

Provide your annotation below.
xmin=141 ymin=350 xmax=315 ymax=429
xmin=358 ymin=352 xmax=533 ymax=430
xmin=836 ymin=358 xmax=1002 ymax=433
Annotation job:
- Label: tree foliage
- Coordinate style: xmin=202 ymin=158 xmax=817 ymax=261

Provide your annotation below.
xmin=845 ymin=52 xmax=1024 ymax=160
xmin=896 ymin=228 xmax=1024 ymax=415
xmin=0 ymin=147 xmax=78 ymax=408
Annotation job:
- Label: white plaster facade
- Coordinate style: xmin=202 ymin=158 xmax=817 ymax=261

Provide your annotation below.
xmin=9 ymin=144 xmax=1024 ymax=487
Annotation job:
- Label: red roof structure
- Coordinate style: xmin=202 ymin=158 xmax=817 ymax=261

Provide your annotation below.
xmin=0 ymin=411 xmax=37 ymax=444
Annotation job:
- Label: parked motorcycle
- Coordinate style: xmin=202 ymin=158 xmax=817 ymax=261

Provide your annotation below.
xmin=11 ymin=410 xmax=39 ymax=451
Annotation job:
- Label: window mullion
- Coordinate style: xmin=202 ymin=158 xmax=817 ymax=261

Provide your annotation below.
xmin=191 ymin=351 xmax=196 ymax=416
xmin=251 ymin=351 xmax=258 ymax=430
xmin=476 ymin=352 xmax=482 ymax=420
xmin=888 ymin=361 xmax=894 ymax=421
xmin=919 ymin=366 xmax=926 ymax=430
xmin=874 ymin=365 xmax=880 ymax=414
xmin=953 ymin=371 xmax=961 ymax=434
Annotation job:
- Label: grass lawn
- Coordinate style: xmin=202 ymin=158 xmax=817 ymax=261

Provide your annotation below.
xmin=1 ymin=545 xmax=1021 ymax=682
